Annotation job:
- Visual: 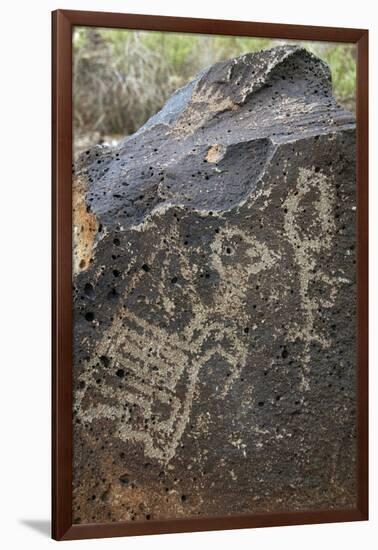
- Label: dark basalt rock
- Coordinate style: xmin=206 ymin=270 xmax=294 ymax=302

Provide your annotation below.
xmin=72 ymin=46 xmax=356 ymax=524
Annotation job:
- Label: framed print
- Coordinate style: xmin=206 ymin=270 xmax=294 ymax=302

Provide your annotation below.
xmin=52 ymin=10 xmax=368 ymax=541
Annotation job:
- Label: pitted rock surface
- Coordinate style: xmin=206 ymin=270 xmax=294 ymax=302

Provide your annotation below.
xmin=72 ymin=46 xmax=357 ymax=524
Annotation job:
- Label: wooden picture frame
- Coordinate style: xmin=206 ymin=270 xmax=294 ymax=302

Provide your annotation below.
xmin=52 ymin=9 xmax=368 ymax=541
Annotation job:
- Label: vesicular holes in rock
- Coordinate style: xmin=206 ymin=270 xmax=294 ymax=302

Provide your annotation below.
xmin=100 ymin=355 xmax=110 ymax=367
xmin=119 ymin=474 xmax=129 ymax=485
xmin=85 ymin=311 xmax=94 ymax=322
xmin=84 ymin=282 xmax=95 ymax=299
xmin=107 ymin=288 xmax=118 ymax=300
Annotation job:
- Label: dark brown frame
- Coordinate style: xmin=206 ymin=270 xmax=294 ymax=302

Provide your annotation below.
xmin=52 ymin=9 xmax=369 ymax=541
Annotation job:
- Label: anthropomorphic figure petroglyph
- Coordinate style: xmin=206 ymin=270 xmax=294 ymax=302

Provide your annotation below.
xmin=75 ymin=163 xmax=345 ymax=463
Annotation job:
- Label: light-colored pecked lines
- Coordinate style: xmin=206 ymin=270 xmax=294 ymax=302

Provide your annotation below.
xmin=283 ymin=166 xmax=347 ymax=391
xmin=75 ymin=221 xmax=279 ymax=463
xmin=75 ymin=165 xmax=349 ymax=463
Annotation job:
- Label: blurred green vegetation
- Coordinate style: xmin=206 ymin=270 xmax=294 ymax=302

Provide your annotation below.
xmin=73 ymin=27 xmax=356 ymax=149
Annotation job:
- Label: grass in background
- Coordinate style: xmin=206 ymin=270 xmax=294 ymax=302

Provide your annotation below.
xmin=73 ymin=28 xmax=356 ymax=155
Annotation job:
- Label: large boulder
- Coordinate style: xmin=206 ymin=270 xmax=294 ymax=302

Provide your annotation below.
xmin=72 ymin=45 xmax=356 ymax=524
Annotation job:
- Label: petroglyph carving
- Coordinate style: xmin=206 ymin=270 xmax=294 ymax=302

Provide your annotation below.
xmin=72 ymin=46 xmax=357 ymax=522
xmin=75 ymin=225 xmax=278 ymax=463
xmin=75 ymin=163 xmax=352 ymax=463
xmin=283 ymin=167 xmax=338 ymax=390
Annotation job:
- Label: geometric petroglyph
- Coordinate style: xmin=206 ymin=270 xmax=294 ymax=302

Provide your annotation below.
xmin=75 ymin=168 xmax=346 ymax=463
xmin=76 ymin=308 xmax=248 ymax=464
xmin=75 ymin=227 xmax=279 ymax=464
